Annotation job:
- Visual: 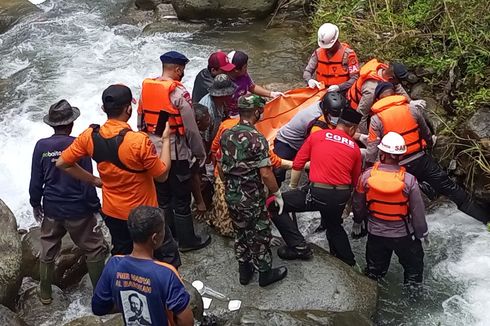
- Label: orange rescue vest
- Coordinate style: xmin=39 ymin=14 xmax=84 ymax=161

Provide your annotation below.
xmin=347 ymin=59 xmax=387 ymax=110
xmin=315 ymin=43 xmax=351 ymax=87
xmin=140 ymin=78 xmax=185 ymax=136
xmin=366 ymin=162 xmax=409 ymax=222
xmin=371 ymin=95 xmax=426 ymax=155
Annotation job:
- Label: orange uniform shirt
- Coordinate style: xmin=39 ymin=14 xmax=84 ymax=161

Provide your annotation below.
xmin=60 ymin=119 xmax=166 ymax=220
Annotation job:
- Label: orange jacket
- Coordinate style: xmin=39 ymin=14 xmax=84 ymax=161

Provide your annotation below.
xmin=139 ymin=78 xmax=185 ymax=136
xmin=366 ymin=162 xmax=409 ymax=221
xmin=315 ymin=43 xmax=351 ymax=86
xmin=347 ymin=59 xmax=387 ymax=109
xmin=371 ymin=95 xmax=426 ymax=155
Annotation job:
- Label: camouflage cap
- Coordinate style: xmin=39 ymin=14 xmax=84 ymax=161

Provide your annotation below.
xmin=237 ymin=95 xmax=266 ymax=111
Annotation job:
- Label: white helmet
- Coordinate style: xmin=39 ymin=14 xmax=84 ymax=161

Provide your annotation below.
xmin=317 ymin=23 xmax=339 ymax=49
xmin=377 ymin=132 xmax=407 ymax=155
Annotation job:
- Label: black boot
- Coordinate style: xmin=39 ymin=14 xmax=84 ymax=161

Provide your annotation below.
xmin=174 ymin=213 xmax=211 ymax=252
xmin=314 ymin=223 xmax=326 ymax=233
xmin=238 ymin=262 xmax=254 ymax=285
xmin=277 ymin=245 xmax=313 ymax=260
xmin=459 ymin=200 xmax=489 ymax=224
xmin=259 ymin=266 xmax=288 ymax=287
xmin=163 ymin=207 xmax=176 ymax=238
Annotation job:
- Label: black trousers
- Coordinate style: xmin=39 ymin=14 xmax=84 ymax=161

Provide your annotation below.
xmin=104 ymin=215 xmax=181 ymax=268
xmin=271 ymin=186 xmax=355 ymax=266
xmin=365 ymin=233 xmax=424 ymax=284
xmin=272 ymin=139 xmax=298 ymax=184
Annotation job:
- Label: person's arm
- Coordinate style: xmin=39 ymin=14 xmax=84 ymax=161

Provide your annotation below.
xmin=356 ymin=81 xmax=377 ymax=134
xmin=338 ymin=50 xmax=360 ymax=91
xmin=409 ymin=102 xmax=433 ymax=147
xmin=79 ymin=157 xmax=101 ymax=212
xmin=260 ymin=166 xmax=279 ymax=193
xmin=154 ymin=123 xmax=171 ymax=183
xmin=29 ymin=142 xmax=44 ymax=209
xmin=57 ymin=158 xmax=102 ymax=187
xmin=289 ymin=136 xmax=312 ymax=188
xmin=395 ymin=83 xmax=411 ymax=101
xmin=407 ymin=178 xmax=428 ymax=239
xmin=174 ymin=306 xmax=194 ymax=326
xmin=365 ymin=116 xmax=383 ymax=164
xmin=251 ymin=84 xmax=274 ymax=98
xmin=165 ymin=271 xmax=193 ymax=326
xmin=351 ymin=148 xmax=362 ymax=187
xmin=352 ymin=172 xmax=369 ymax=223
xmin=303 ymin=51 xmax=318 ymax=83
xmin=137 ymin=98 xmax=144 ymax=131
xmin=92 ymin=260 xmax=118 ymax=316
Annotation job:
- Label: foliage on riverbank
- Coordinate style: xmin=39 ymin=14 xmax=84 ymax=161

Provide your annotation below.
xmin=311 ymin=0 xmax=490 ymax=124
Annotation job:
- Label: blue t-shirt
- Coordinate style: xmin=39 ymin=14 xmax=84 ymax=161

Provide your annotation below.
xmin=92 ymin=256 xmax=190 ymax=325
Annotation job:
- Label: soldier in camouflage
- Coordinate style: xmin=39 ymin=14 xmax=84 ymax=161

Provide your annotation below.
xmin=219 ymin=95 xmax=288 ymax=287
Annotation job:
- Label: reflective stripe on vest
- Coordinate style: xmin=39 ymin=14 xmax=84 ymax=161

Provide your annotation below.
xmin=315 ymin=43 xmax=350 ymax=86
xmin=306 ymin=115 xmax=330 ymax=137
xmin=366 ymin=162 xmax=408 ymax=222
xmin=140 ymin=78 xmax=185 ymax=136
xmin=90 ymin=124 xmax=145 ymax=174
xmin=347 ymin=59 xmax=387 ymax=110
xmin=372 ymin=95 xmax=426 ymax=155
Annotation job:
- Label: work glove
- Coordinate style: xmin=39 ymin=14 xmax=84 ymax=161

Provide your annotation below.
xmin=93 ymin=212 xmax=104 ymax=233
xmin=358 ymin=134 xmax=368 ymax=146
xmin=307 ymin=79 xmax=321 ymax=89
xmin=351 ymin=220 xmax=367 ymax=239
xmin=327 ymin=85 xmax=340 ymax=92
xmin=270 ymin=91 xmax=284 ymax=98
xmin=421 ymin=236 xmax=430 ymax=250
xmin=432 ymin=135 xmax=438 ymax=147
xmin=289 ymin=169 xmax=302 ymax=189
xmin=411 ymin=99 xmax=427 ymax=111
xmin=33 ymin=206 xmax=44 ymax=223
xmin=273 ymin=190 xmax=284 ymax=215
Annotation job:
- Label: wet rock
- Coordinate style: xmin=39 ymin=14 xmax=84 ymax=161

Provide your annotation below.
xmin=64 ymin=315 xmax=104 ymax=326
xmin=171 ymin=0 xmax=278 ymax=20
xmin=0 ymin=199 xmax=23 ymax=309
xmin=0 ymin=305 xmax=27 ymax=326
xmin=155 ymin=3 xmax=177 ymax=17
xmin=263 ymin=82 xmax=305 ymax=93
xmin=0 ymin=0 xmax=39 ymax=34
xmin=179 ymin=233 xmax=378 ymax=321
xmin=465 ymin=106 xmax=490 ymax=140
xmin=184 ymin=280 xmax=204 ymax=322
xmin=135 ymin=0 xmax=161 ymax=10
xmin=21 ymin=227 xmax=88 ymax=289
xmin=142 ymin=20 xmax=206 ymax=35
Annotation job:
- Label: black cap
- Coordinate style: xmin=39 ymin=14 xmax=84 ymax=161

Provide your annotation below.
xmin=43 ymin=100 xmax=80 ymax=127
xmin=392 ymin=63 xmax=409 ymax=80
xmin=339 ymin=107 xmax=362 ymax=125
xmin=320 ymin=91 xmax=347 ymax=117
xmin=374 ymin=82 xmax=395 ymax=100
xmin=102 ymin=85 xmax=135 ymax=110
xmin=160 ymin=51 xmax=189 ymax=65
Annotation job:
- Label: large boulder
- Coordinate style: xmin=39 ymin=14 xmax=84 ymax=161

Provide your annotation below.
xmin=0 ymin=0 xmax=39 ymax=34
xmin=0 ymin=305 xmax=28 ymax=326
xmin=465 ymin=106 xmax=490 ymax=141
xmin=21 ymin=227 xmax=89 ymax=288
xmin=171 ymin=0 xmax=278 ymax=20
xmin=179 ymin=233 xmax=378 ymax=323
xmin=0 ymin=199 xmax=23 ymax=309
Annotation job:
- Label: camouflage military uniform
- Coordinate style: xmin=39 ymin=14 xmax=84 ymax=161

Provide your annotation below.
xmin=220 ymin=121 xmax=273 ymax=272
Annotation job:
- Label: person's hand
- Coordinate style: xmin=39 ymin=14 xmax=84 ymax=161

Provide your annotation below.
xmin=351 ymin=220 xmax=367 ymax=239
xmin=195 ymin=201 xmax=207 ymax=213
xmin=432 ymin=135 xmax=438 ymax=147
xmin=92 ymin=212 xmax=104 ymax=233
xmin=270 ymin=91 xmax=284 ymax=98
xmin=421 ymin=236 xmax=430 ymax=250
xmin=162 ymin=122 xmax=171 ymax=140
xmin=273 ymin=190 xmax=284 ymax=215
xmin=307 ymin=79 xmax=321 ymax=89
xmin=93 ymin=177 xmax=103 ymax=188
xmin=33 ymin=206 xmax=44 ymax=223
xmin=327 ymin=85 xmax=340 ymax=92
xmin=358 ymin=134 xmax=368 ymax=146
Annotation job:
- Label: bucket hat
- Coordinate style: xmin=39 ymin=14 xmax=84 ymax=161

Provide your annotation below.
xmin=208 ymin=74 xmax=237 ymax=97
xmin=43 ymin=100 xmax=80 ymax=127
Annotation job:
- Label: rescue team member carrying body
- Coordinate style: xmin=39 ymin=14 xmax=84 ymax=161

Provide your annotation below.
xmin=30 ymin=100 xmax=107 ymax=305
xmin=57 ymin=85 xmax=182 ymax=268
xmin=192 ymin=51 xmax=236 ymax=103
xmin=304 ymin=23 xmax=360 ymax=93
xmin=347 ymin=59 xmax=411 ymax=134
xmin=138 ymin=51 xmax=211 ymax=252
xmin=352 ymin=132 xmax=428 ymax=284
xmin=270 ymin=107 xmax=363 ymax=266
xmin=220 ymin=95 xmax=287 ymax=287
xmin=92 ymin=206 xmax=193 ymax=326
xmin=366 ymin=84 xmax=490 ymax=224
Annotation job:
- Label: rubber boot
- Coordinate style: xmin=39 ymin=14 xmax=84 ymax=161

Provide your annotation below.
xmin=238 ymin=262 xmax=254 ymax=285
xmin=259 ymin=266 xmax=288 ymax=287
xmin=39 ymin=262 xmax=54 ymax=305
xmin=86 ymin=260 xmax=106 ymax=288
xmin=459 ymin=200 xmax=489 ymax=224
xmin=163 ymin=207 xmax=177 ymax=238
xmin=174 ymin=213 xmax=211 ymax=252
xmin=277 ymin=245 xmax=313 ymax=261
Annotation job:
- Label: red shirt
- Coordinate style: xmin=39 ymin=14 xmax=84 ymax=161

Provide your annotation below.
xmin=293 ymin=129 xmax=361 ymax=186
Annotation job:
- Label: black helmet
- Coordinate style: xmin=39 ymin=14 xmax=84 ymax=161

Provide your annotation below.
xmin=320 ymin=91 xmax=348 ymax=117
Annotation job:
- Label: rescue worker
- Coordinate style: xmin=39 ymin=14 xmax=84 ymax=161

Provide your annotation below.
xmin=192 ymin=51 xmax=236 ymax=103
xmin=366 ymin=83 xmax=489 ymax=224
xmin=346 ymin=59 xmax=411 ymax=133
xmin=352 ymin=132 xmax=428 ymax=284
xmin=304 ymin=23 xmax=360 ymax=93
xmin=30 ymin=100 xmax=107 ymax=304
xmin=138 ymin=51 xmax=211 ymax=252
xmin=227 ymin=50 xmax=284 ymax=116
xmin=270 ymin=107 xmax=363 ymax=266
xmin=219 ymin=95 xmax=287 ymax=287
xmin=57 ymin=85 xmax=181 ymax=268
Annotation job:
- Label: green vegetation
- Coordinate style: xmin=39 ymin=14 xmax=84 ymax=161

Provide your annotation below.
xmin=311 ymin=0 xmax=490 ymax=123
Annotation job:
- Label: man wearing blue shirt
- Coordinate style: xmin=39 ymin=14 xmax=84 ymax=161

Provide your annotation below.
xmin=92 ymin=206 xmax=193 ymax=326
xmin=29 ymin=100 xmax=107 ymax=305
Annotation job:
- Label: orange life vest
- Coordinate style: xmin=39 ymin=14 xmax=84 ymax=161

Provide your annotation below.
xmin=139 ymin=78 xmax=185 ymax=136
xmin=315 ymin=43 xmax=351 ymax=87
xmin=347 ymin=59 xmax=387 ymax=109
xmin=366 ymin=162 xmax=409 ymax=222
xmin=371 ymin=95 xmax=426 ymax=155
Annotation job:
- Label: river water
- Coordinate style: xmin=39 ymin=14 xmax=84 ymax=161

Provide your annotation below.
xmin=0 ymin=1 xmax=489 ymax=325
